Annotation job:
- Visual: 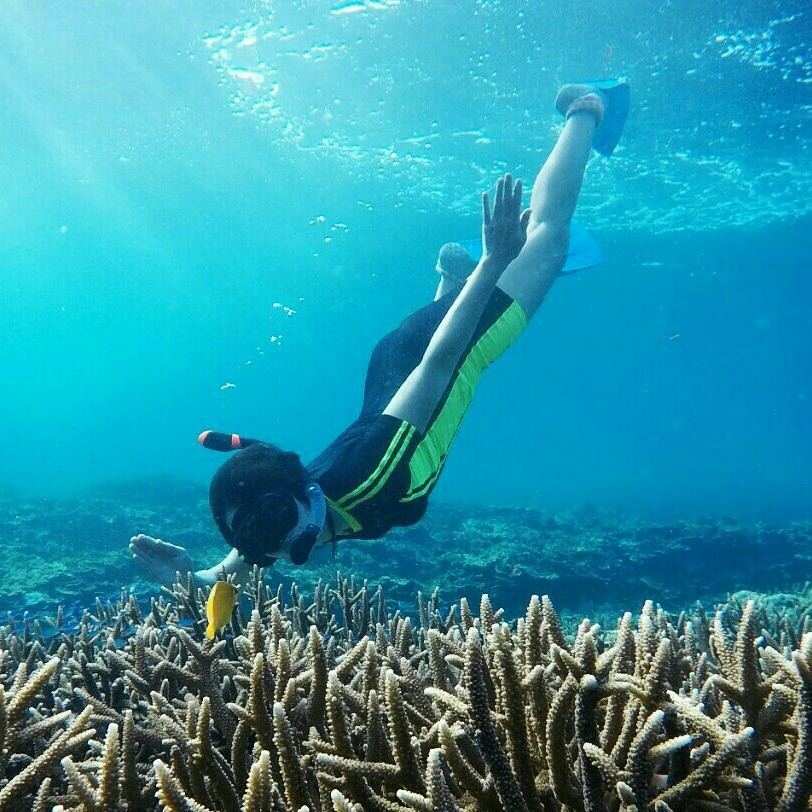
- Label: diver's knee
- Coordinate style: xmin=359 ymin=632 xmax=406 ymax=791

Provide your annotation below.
xmin=527 ymin=220 xmax=570 ymax=265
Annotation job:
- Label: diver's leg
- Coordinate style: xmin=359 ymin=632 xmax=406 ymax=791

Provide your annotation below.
xmin=497 ymin=96 xmax=601 ymax=318
xmin=434 ymin=275 xmax=463 ymax=301
xmin=528 ymin=104 xmax=597 ymax=230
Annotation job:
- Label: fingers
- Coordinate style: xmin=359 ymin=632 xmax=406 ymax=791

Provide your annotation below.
xmin=130 ymin=545 xmax=155 ymax=568
xmin=129 ymin=537 xmax=148 ymax=560
xmin=130 ymin=545 xmax=171 ymax=584
xmin=520 ymin=207 xmax=532 ymax=234
xmin=513 ymin=179 xmax=523 ymax=218
xmin=129 ymin=545 xmax=167 ymax=576
xmin=130 ymin=547 xmax=156 ymax=574
xmin=130 ymin=534 xmax=185 ymax=556
xmin=494 ymin=176 xmax=505 ymax=220
xmin=487 ymin=174 xmax=522 ymax=221
xmin=130 ymin=534 xmax=158 ymax=551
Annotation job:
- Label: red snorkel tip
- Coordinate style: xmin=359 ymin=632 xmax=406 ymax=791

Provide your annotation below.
xmin=198 ymin=430 xmax=256 ymax=452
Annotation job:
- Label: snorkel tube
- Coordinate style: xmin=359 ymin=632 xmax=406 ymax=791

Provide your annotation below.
xmin=198 ymin=429 xmax=328 ymax=565
xmin=198 ymin=430 xmax=259 ymax=451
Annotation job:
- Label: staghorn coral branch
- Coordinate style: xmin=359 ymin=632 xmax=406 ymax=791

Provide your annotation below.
xmin=231 ymin=717 xmax=252 ymax=794
xmin=365 ymin=689 xmax=394 ymax=765
xmin=575 ymin=673 xmax=605 ymax=812
xmin=62 ymin=754 xmax=99 ymax=810
xmin=0 ymin=724 xmax=97 ymax=808
xmin=0 ymin=684 xmax=6 ymax=758
xmin=494 ymin=631 xmax=539 ymax=810
xmin=307 ymin=625 xmax=328 ymax=735
xmin=385 ymin=669 xmax=425 ymax=794
xmin=625 ymin=708 xmax=666 ymax=807
xmin=656 ymin=727 xmax=755 ymax=806
xmin=120 ymin=710 xmax=144 ymax=809
xmin=192 ymin=696 xmax=241 ymax=812
xmin=241 ymin=749 xmax=272 ymax=812
xmin=600 ymin=612 xmax=635 ymax=753
xmin=465 ymin=628 xmax=528 ymax=812
xmin=154 ymin=759 xmax=216 ymax=812
xmin=545 ymin=672 xmax=580 ymax=807
xmin=12 ymin=707 xmax=72 ymax=745
xmin=316 ymin=752 xmax=401 ymax=780
xmin=423 ymin=686 xmax=469 ymax=717
xmin=437 ymin=718 xmax=495 ymax=806
xmin=331 ymin=787 xmax=365 ymax=812
xmin=273 ymin=701 xmax=312 ymax=810
xmin=7 ymin=656 xmax=60 ymax=719
xmin=776 ymin=648 xmax=812 ymax=811
xmin=424 ymin=748 xmax=460 ymax=812
xmin=31 ymin=776 xmax=53 ymax=812
xmin=97 ymin=721 xmax=120 ymax=811
xmin=583 ymin=741 xmax=624 ymax=787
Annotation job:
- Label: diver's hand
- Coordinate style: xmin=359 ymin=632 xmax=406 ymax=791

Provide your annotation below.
xmin=129 ymin=534 xmax=194 ymax=587
xmin=481 ymin=174 xmax=531 ymax=268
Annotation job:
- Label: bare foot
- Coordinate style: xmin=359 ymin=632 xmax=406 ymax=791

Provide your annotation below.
xmin=555 ymin=84 xmax=605 ymax=122
xmin=129 ymin=533 xmax=194 ymax=587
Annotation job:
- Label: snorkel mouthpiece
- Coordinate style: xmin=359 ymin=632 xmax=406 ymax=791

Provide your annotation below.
xmin=285 ymin=483 xmax=327 ymax=565
xmin=289 ymin=525 xmax=320 ymax=565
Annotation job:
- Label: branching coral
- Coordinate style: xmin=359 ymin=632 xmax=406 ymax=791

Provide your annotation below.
xmin=0 ymin=569 xmax=810 ymax=811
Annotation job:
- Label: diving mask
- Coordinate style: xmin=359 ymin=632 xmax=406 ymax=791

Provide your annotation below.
xmin=276 ymin=483 xmax=327 ymax=565
xmin=230 ymin=483 xmax=327 ymax=566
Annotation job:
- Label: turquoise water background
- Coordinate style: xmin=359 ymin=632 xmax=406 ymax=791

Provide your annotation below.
xmin=1 ymin=0 xmax=810 ymax=521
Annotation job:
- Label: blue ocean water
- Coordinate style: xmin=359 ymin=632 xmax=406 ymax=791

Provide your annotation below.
xmin=1 ymin=0 xmax=810 ymax=529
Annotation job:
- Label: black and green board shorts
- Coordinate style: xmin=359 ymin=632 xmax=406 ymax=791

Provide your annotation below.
xmin=308 ymin=287 xmax=527 ymax=539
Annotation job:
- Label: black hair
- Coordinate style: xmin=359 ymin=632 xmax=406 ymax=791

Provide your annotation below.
xmin=208 ymin=443 xmax=309 ymax=562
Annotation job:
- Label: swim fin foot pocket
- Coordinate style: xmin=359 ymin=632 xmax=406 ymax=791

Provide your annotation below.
xmin=558 ymin=79 xmax=630 ymax=157
xmin=582 ymin=78 xmax=630 ymax=157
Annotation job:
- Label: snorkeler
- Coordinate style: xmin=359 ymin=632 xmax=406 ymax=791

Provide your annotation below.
xmin=130 ymin=81 xmax=630 ymax=587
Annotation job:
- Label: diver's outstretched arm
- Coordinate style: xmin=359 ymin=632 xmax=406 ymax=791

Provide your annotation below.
xmin=385 ymin=174 xmax=529 ymax=432
xmin=194 ymin=547 xmax=251 ymax=587
xmin=497 ymin=106 xmax=598 ymax=318
xmin=130 ymin=533 xmax=252 ymax=588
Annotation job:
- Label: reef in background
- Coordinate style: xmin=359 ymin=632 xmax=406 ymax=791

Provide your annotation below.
xmin=1 ymin=484 xmax=810 ymax=620
xmin=0 ymin=572 xmax=809 ymax=811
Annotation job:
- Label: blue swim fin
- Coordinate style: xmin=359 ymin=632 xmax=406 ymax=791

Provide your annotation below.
xmin=581 ymin=78 xmax=630 ymax=157
xmin=459 ymin=219 xmax=603 ymax=276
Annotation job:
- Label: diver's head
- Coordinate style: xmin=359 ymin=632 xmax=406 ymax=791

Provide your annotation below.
xmin=436 ymin=242 xmax=477 ymax=284
xmin=206 ymin=438 xmax=326 ymax=566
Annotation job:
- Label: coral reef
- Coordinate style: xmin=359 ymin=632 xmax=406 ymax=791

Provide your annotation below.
xmin=2 ymin=488 xmax=811 ymax=620
xmin=0 ymin=571 xmax=810 ymax=811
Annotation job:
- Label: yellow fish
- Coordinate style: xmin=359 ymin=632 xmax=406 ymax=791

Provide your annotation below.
xmin=205 ymin=581 xmax=238 ymax=640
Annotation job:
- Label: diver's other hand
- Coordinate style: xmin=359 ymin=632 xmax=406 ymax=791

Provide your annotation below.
xmin=481 ymin=173 xmax=531 ymax=267
xmin=129 ymin=533 xmax=194 ymax=587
